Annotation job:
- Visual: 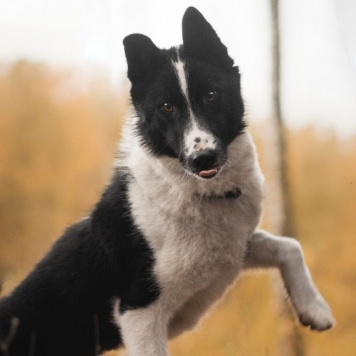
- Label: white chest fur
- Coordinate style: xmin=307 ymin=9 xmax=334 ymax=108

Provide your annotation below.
xmin=122 ymin=131 xmax=264 ymax=313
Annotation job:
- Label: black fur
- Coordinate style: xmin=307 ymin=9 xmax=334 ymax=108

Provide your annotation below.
xmin=0 ymin=170 xmax=160 ymax=355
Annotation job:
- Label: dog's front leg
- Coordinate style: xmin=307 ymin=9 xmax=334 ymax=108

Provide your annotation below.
xmin=119 ymin=302 xmax=169 ymax=356
xmin=243 ymin=230 xmax=335 ymax=331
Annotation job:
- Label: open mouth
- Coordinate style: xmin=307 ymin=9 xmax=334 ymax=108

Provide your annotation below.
xmin=198 ymin=168 xmax=219 ymax=179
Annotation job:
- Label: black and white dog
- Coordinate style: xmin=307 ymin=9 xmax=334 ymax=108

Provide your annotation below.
xmin=0 ymin=7 xmax=335 ymax=356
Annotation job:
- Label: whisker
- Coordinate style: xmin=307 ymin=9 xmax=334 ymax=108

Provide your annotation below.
xmin=28 ymin=331 xmax=36 ymax=356
xmin=0 ymin=317 xmax=20 ymax=355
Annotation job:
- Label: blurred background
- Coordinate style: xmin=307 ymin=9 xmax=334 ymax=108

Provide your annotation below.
xmin=0 ymin=0 xmax=355 ymax=355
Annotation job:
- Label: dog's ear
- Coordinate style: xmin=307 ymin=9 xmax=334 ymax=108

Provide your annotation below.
xmin=123 ymin=34 xmax=163 ymax=83
xmin=182 ymin=7 xmax=234 ymax=69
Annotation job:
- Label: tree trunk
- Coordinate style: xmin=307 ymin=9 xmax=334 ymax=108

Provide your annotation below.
xmin=269 ymin=0 xmax=305 ymax=355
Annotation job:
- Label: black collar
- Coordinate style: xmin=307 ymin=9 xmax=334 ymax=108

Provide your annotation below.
xmin=198 ymin=187 xmax=242 ymax=200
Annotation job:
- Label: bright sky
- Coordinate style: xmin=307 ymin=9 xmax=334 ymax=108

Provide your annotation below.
xmin=0 ymin=0 xmax=355 ymax=136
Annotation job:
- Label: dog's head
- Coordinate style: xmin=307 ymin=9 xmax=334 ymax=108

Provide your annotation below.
xmin=123 ymin=7 xmax=245 ymax=180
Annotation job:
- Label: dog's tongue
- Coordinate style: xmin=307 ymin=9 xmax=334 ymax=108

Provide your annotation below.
xmin=199 ymin=169 xmax=218 ymax=178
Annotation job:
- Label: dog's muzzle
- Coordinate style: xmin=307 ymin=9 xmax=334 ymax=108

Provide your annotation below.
xmin=188 ymin=149 xmax=220 ymax=179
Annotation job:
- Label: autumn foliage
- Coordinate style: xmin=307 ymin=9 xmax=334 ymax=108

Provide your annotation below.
xmin=0 ymin=61 xmax=355 ymax=355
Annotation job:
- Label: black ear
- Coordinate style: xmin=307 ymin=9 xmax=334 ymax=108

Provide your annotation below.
xmin=123 ymin=34 xmax=163 ymax=83
xmin=182 ymin=7 xmax=234 ymax=68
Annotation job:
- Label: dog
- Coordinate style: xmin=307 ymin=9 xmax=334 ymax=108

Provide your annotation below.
xmin=0 ymin=7 xmax=335 ymax=356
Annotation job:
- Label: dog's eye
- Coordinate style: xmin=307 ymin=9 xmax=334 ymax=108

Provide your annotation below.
xmin=161 ymin=102 xmax=175 ymax=113
xmin=205 ymin=91 xmax=218 ymax=102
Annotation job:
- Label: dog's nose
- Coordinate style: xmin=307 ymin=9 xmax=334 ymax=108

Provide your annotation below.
xmin=190 ymin=149 xmax=218 ymax=171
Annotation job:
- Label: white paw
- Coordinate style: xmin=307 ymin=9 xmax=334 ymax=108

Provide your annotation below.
xmin=296 ymin=294 xmax=336 ymax=331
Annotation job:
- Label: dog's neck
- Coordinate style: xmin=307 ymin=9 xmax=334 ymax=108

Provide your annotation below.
xmin=197 ymin=187 xmax=242 ymax=200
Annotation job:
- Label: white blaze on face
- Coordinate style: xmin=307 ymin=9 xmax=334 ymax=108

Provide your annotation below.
xmin=184 ymin=121 xmax=217 ymax=156
xmin=173 ymin=58 xmax=189 ymax=102
xmin=172 ymin=52 xmax=217 ymax=157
